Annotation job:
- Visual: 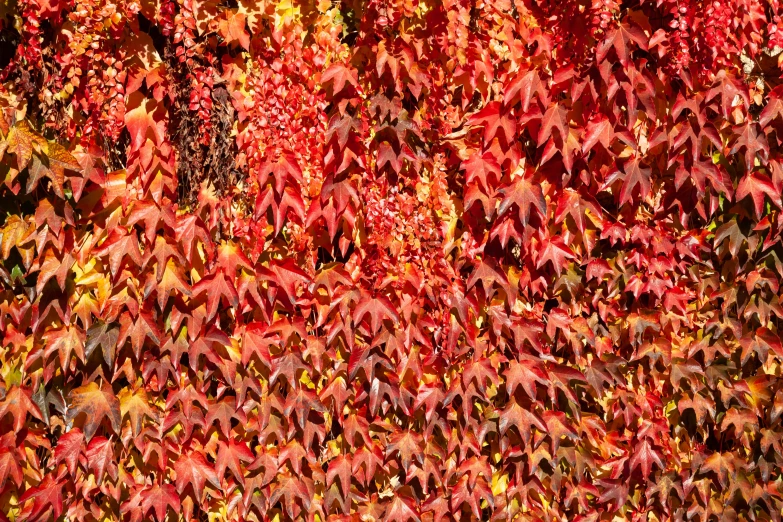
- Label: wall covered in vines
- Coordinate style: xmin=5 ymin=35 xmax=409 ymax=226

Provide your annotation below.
xmin=1 ymin=0 xmax=783 ymax=520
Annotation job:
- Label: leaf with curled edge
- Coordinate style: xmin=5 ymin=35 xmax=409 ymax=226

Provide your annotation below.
xmin=85 ymin=321 xmax=119 ymax=366
xmin=53 ymin=428 xmax=83 ymax=475
xmin=84 ymin=436 xmax=116 ymax=484
xmin=0 ymin=447 xmax=23 ymax=488
xmin=43 ymin=326 xmax=85 ymax=373
xmin=582 ymin=116 xmax=614 ymax=154
xmin=736 ymin=171 xmax=782 ymax=218
xmin=5 ymin=120 xmax=47 ymax=171
xmin=66 ymin=382 xmax=121 ymax=441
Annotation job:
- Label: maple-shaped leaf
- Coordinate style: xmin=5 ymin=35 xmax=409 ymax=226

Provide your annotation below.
xmin=54 ymin=428 xmax=83 ymax=475
xmin=731 ymin=122 xmax=769 ymax=173
xmin=461 ymin=357 xmax=501 ymax=393
xmin=720 ymin=406 xmax=759 ymax=436
xmin=85 ymin=321 xmax=120 ymax=366
xmin=504 ymin=68 xmax=543 ymax=111
xmin=353 ymin=292 xmax=400 ymax=334
xmin=85 ymin=436 xmax=116 ymax=484
xmin=542 ymin=410 xmax=579 ymax=454
xmin=43 ymin=326 xmax=85 ymax=373
xmin=385 ymin=494 xmax=421 ymax=522
xmin=678 ymin=392 xmax=716 ymax=424
xmin=192 ymin=270 xmax=240 ymax=321
xmin=451 ymin=473 xmax=494 ymax=519
xmin=326 ymin=454 xmax=352 ymax=498
xmin=118 ymin=387 xmax=158 ymax=437
xmin=284 ymin=387 xmax=325 ymax=428
xmin=216 ymin=438 xmax=254 ymax=485
xmin=760 ymin=85 xmax=783 ymax=127
xmin=219 ymin=11 xmax=250 ymax=49
xmin=35 ymin=248 xmax=74 ymax=293
xmin=175 ymin=451 xmax=221 ymax=499
xmin=736 ymin=171 xmax=782 ymax=218
xmin=321 ymin=63 xmax=359 ymax=95
xmin=504 ymin=358 xmax=548 ymax=399
xmin=124 ymin=93 xmax=166 ymax=150
xmin=618 ymin=156 xmax=652 ymax=205
xmin=5 ymin=120 xmax=47 ymax=171
xmin=468 ymin=102 xmax=516 ymax=145
xmin=466 ymin=260 xmax=510 ymax=299
xmin=42 ymin=142 xmax=80 ymax=189
xmin=145 ymin=261 xmax=190 ymax=313
xmin=117 ymin=310 xmax=164 ymax=359
xmin=18 ymin=475 xmax=64 ymax=521
xmin=536 ymin=236 xmax=576 ymax=276
xmin=498 ymin=400 xmax=547 ymax=445
xmin=0 ymin=386 xmax=43 ymax=432
xmin=139 ymin=484 xmax=180 ymax=522
xmin=713 ymin=219 xmax=746 ymax=257
xmin=498 ymin=174 xmax=547 ymax=226
xmin=708 ymin=70 xmax=750 ymax=120
xmin=94 ymin=229 xmax=143 ymax=278
xmin=538 ymin=103 xmax=568 ymax=145
xmin=554 ymin=188 xmax=603 ymax=234
xmin=269 ymin=472 xmax=312 ymax=519
xmin=699 ymin=452 xmax=735 ymax=489
xmin=462 ymin=151 xmax=502 ymax=192
xmin=175 ymin=213 xmax=213 ymax=263
xmin=66 ymin=382 xmax=121 ymax=440
xmin=629 ymin=438 xmax=664 ymax=478
xmin=387 ymin=430 xmax=424 ymax=473
xmin=596 ymin=20 xmax=649 ymax=65
xmin=582 ymin=116 xmax=614 ymax=154
xmin=0 ymin=447 xmax=23 ymax=488
xmin=269 ymin=258 xmax=312 ymax=306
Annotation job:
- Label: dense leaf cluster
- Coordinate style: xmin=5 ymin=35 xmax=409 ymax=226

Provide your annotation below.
xmin=2 ymin=0 xmax=783 ymax=520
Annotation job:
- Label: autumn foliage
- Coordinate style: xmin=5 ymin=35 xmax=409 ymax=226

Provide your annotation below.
xmin=3 ymin=0 xmax=783 ymax=519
